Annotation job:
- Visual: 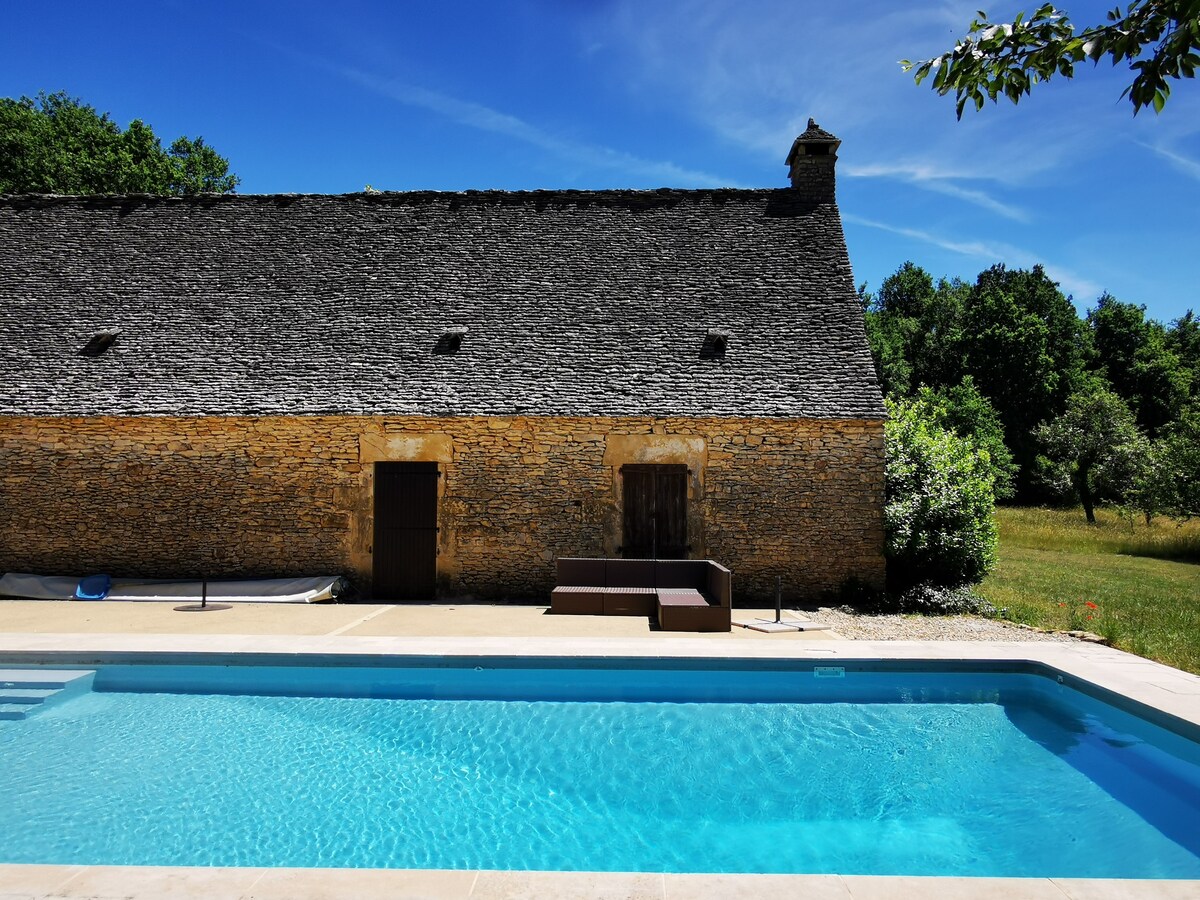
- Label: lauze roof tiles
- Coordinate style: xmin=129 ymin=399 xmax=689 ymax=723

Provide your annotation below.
xmin=0 ymin=189 xmax=884 ymax=419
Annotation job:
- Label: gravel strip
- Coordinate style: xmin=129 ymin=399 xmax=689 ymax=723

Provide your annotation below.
xmin=802 ymin=607 xmax=1078 ymax=643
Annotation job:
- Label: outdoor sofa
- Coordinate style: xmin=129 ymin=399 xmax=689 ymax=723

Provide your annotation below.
xmin=551 ymin=557 xmax=732 ymax=632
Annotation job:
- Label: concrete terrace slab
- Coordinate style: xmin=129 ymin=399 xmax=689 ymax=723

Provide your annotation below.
xmin=0 ymin=600 xmax=841 ymax=640
xmin=0 ymin=599 xmax=395 ymax=636
xmin=0 ymin=605 xmax=1198 ymax=899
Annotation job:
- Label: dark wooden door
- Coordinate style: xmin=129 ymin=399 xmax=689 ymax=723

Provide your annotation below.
xmin=621 ymin=464 xmax=688 ymax=559
xmin=373 ymin=461 xmax=439 ymax=600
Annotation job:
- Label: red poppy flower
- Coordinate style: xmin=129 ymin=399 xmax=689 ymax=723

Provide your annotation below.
xmin=1085 ymin=601 xmax=1098 ymax=610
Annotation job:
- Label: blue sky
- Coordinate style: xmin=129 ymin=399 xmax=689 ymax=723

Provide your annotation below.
xmin=3 ymin=0 xmax=1198 ymax=323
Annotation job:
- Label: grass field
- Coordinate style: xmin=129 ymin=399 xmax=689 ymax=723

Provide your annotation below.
xmin=977 ymin=507 xmax=1200 ymax=675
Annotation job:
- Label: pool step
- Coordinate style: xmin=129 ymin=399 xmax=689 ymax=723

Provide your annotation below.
xmin=0 ymin=669 xmax=96 ymax=720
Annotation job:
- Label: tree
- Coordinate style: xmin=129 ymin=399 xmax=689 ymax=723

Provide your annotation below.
xmin=958 ymin=265 xmax=1088 ymax=497
xmin=1167 ymin=310 xmax=1200 ymax=398
xmin=1144 ymin=403 xmax=1200 ymax=518
xmin=863 ymin=262 xmax=967 ymax=397
xmin=0 ymin=91 xmax=239 ymax=195
xmin=902 ymin=2 xmax=1200 ymax=117
xmin=884 ymin=397 xmax=999 ymax=591
xmin=861 ymin=262 xmax=1091 ymax=501
xmin=1037 ymin=386 xmax=1150 ymax=523
xmin=1088 ymin=294 xmax=1191 ymax=434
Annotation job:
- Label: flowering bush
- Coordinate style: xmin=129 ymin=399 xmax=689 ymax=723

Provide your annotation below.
xmin=885 ymin=397 xmax=999 ymax=591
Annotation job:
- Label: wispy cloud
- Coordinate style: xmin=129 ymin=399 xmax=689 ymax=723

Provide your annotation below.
xmin=596 ymin=0 xmax=1115 ymax=213
xmin=845 ymin=214 xmax=1102 ymax=299
xmin=338 ymin=67 xmax=738 ymax=188
xmin=843 ymin=162 xmax=1029 ymax=221
xmin=1140 ymin=141 xmax=1200 ymax=182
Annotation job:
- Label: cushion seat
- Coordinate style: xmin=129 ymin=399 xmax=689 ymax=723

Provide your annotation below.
xmin=656 ymin=587 xmax=731 ymax=632
xmin=550 ymin=585 xmax=603 ymax=614
xmin=656 ymin=589 xmax=709 ymax=607
xmin=600 ymin=585 xmax=656 ymax=616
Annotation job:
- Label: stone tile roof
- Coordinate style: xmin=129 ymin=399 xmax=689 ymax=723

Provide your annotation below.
xmin=0 ymin=189 xmax=884 ymax=419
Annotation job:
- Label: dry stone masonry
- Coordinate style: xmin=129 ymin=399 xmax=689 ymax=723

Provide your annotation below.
xmin=0 ymin=415 xmax=883 ymax=603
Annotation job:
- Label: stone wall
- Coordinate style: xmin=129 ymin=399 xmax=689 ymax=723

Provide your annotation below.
xmin=0 ymin=415 xmax=884 ymax=603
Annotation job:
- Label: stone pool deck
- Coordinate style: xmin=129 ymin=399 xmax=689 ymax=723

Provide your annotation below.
xmin=0 ymin=600 xmax=1198 ymax=900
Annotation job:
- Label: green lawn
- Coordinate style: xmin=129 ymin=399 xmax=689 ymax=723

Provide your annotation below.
xmin=977 ymin=507 xmax=1200 ymax=674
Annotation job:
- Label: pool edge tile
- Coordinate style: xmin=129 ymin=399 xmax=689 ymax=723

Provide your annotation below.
xmin=470 ymin=870 xmax=664 ymax=899
xmin=245 ymin=866 xmax=477 ymax=899
xmin=840 ymin=875 xmax=1069 ymax=899
xmin=41 ymin=864 xmax=264 ymax=898
xmin=0 ymin=864 xmax=87 ymax=897
xmin=6 ymin=866 xmax=1200 ymax=900
xmin=1051 ymin=877 xmax=1200 ymax=899
xmin=664 ymin=872 xmax=851 ymax=898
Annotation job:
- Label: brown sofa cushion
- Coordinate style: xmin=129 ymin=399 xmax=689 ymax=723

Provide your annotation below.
xmin=654 ymin=560 xmax=707 ymax=590
xmin=605 ymin=559 xmax=657 ymax=588
xmin=556 ymin=558 xmax=607 ymax=587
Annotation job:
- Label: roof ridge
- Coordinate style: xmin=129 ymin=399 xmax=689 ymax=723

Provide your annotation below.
xmin=0 ymin=187 xmax=789 ymax=207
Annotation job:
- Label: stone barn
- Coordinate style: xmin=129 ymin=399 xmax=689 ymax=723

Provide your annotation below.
xmin=0 ymin=123 xmax=885 ymax=604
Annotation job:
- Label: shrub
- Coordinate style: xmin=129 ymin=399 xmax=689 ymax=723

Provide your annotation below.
xmin=893 ymin=583 xmax=998 ymax=616
xmin=885 ymin=397 xmax=999 ymax=591
xmin=842 ymin=579 xmax=997 ymax=616
xmin=913 ymin=377 xmax=1018 ymax=500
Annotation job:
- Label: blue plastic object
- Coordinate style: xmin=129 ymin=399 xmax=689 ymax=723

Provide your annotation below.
xmin=74 ymin=574 xmax=112 ymax=601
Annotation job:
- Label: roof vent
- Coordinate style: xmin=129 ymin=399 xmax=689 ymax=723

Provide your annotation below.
xmin=79 ymin=328 xmax=120 ymax=357
xmin=701 ymin=327 xmax=730 ymax=360
xmin=434 ymin=325 xmax=468 ymax=355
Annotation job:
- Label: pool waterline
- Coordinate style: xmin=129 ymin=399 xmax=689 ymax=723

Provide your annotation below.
xmin=1 ymin=634 xmax=1199 ymax=897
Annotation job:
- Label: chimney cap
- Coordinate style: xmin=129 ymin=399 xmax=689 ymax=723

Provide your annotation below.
xmin=786 ymin=119 xmax=841 ymax=165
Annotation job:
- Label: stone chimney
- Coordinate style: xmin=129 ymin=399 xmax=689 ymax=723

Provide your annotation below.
xmin=785 ymin=119 xmax=840 ymax=203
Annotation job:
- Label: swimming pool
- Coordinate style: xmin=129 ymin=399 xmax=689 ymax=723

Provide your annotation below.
xmin=1 ymin=657 xmax=1198 ymax=878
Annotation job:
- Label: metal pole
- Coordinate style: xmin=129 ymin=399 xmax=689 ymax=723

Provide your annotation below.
xmin=775 ymin=576 xmax=782 ymax=623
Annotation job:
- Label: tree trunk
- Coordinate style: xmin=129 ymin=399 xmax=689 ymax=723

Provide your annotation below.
xmin=1076 ymin=463 xmax=1096 ymax=524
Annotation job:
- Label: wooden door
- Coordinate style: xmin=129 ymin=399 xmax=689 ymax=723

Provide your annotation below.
xmin=621 ymin=464 xmax=688 ymax=559
xmin=373 ymin=461 xmax=439 ymax=600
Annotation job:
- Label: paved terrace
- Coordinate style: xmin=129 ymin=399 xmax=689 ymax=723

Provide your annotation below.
xmin=1 ymin=599 xmax=1198 ymax=900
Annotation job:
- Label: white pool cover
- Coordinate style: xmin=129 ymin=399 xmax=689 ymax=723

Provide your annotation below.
xmin=0 ymin=573 xmax=346 ymax=603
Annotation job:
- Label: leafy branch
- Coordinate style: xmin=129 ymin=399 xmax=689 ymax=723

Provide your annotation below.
xmin=901 ymin=1 xmax=1200 ymax=117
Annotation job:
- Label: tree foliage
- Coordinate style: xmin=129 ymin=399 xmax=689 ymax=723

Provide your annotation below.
xmin=866 ymin=261 xmax=1087 ymax=501
xmin=1144 ymin=403 xmax=1200 ymax=518
xmin=884 ymin=397 xmax=999 ymax=590
xmin=911 ymin=378 xmax=1019 ymax=499
xmin=902 ymin=2 xmax=1200 ymax=117
xmin=0 ymin=91 xmax=239 ymax=195
xmin=864 ymin=263 xmax=967 ymax=397
xmin=1088 ymin=293 xmax=1191 ymax=435
xmin=1036 ymin=386 xmax=1150 ymax=523
xmin=959 ymin=264 xmax=1088 ymax=491
xmin=864 ymin=259 xmax=1199 ymax=523
xmin=1167 ymin=310 xmax=1200 ymax=397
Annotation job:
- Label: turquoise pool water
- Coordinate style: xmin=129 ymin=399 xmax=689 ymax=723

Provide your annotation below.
xmin=1 ymin=661 xmax=1198 ymax=877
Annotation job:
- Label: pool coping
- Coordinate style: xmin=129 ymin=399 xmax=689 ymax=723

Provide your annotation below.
xmin=2 ymin=633 xmax=1199 ymax=900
